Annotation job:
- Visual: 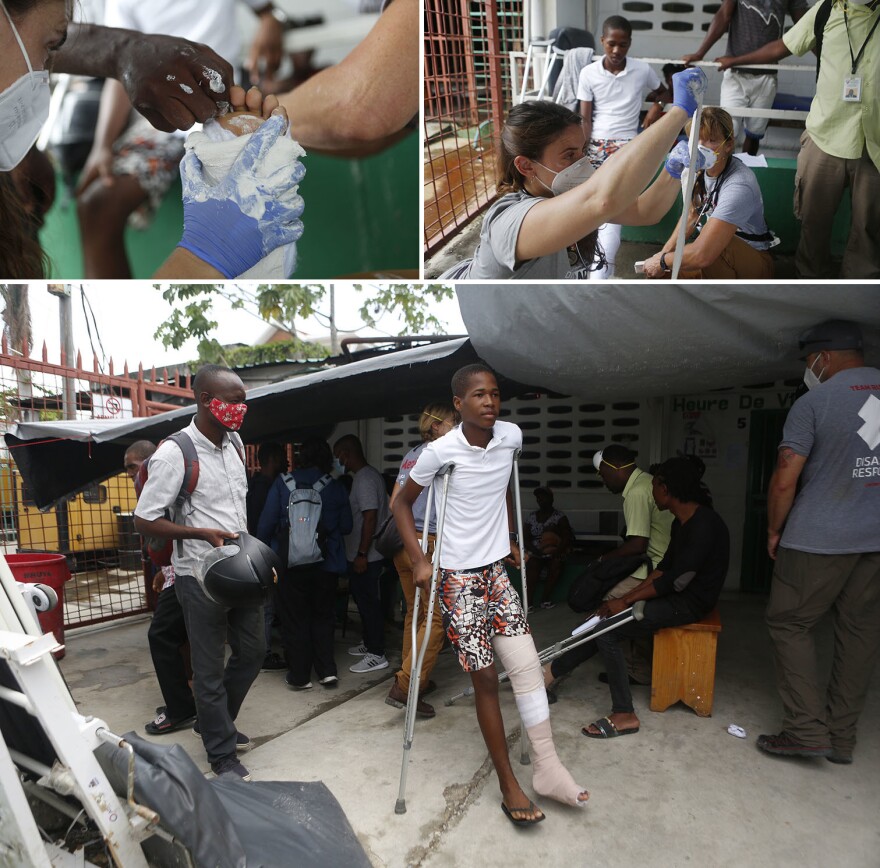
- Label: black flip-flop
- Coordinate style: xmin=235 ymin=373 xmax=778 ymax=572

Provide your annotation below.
xmin=501 ymin=801 xmax=546 ymax=826
xmin=582 ymin=716 xmax=639 ymax=739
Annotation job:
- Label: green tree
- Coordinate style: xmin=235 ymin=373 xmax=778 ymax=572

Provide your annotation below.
xmin=152 ymin=284 xmax=455 ymax=363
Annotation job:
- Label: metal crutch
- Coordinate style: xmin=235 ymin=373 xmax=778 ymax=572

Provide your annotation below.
xmin=444 ymin=607 xmax=637 ymax=707
xmin=671 ymin=85 xmax=705 ymax=281
xmin=509 ymin=448 xmax=532 ymax=765
xmin=395 ymin=461 xmax=455 ymax=815
xmin=511 ymin=448 xmax=528 ymax=616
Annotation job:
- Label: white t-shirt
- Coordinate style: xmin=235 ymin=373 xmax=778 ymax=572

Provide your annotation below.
xmin=409 ymin=421 xmax=522 ymax=570
xmin=104 ymin=0 xmax=258 ymax=70
xmin=576 ymin=58 xmax=661 ymax=140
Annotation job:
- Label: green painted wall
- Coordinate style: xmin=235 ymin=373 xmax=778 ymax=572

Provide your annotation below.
xmin=41 ymin=133 xmax=419 ymax=279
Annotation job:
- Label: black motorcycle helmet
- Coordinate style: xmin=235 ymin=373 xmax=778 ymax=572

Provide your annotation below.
xmin=195 ymin=533 xmax=281 ymax=607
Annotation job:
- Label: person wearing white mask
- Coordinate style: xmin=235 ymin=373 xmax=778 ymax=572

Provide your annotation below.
xmin=761 ymin=320 xmax=880 ymax=764
xmin=643 ymin=107 xmax=775 ymax=280
xmin=0 ymin=0 xmax=303 ymax=279
xmin=717 ymin=0 xmax=880 ymax=278
xmin=439 ymin=66 xmax=708 ymax=280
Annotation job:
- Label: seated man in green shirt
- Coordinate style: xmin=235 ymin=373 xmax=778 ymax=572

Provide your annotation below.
xmin=717 ymin=0 xmax=880 ymax=279
xmin=543 ymin=444 xmax=673 ymax=690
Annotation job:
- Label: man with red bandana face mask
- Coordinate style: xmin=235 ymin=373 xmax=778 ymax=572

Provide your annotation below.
xmin=135 ymin=364 xmax=261 ymax=781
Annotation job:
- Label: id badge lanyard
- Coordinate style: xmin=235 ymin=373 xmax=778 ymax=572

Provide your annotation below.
xmin=842 ymin=3 xmax=880 ymax=102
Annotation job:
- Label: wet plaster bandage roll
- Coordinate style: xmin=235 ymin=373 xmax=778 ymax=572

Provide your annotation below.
xmin=185 ymin=117 xmax=306 ymax=278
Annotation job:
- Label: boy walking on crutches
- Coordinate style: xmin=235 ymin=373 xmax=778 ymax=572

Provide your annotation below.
xmin=392 ymin=363 xmax=589 ymax=826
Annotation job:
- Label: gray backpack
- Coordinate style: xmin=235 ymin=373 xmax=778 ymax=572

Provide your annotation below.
xmin=282 ymin=473 xmax=332 ymax=567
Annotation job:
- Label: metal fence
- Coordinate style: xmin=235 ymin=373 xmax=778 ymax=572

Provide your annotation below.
xmin=424 ymin=0 xmax=524 ymax=254
xmin=0 ymin=335 xmax=197 ymax=629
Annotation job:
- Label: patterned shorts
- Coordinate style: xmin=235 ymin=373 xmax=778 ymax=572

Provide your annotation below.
xmin=438 ymin=560 xmax=529 ymax=672
xmin=587 ymin=137 xmax=631 ymax=170
xmin=113 ymin=115 xmax=185 ymax=229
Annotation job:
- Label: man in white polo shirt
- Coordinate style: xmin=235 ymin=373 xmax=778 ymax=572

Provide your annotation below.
xmin=392 ymin=363 xmax=588 ymax=828
xmin=134 ymin=364 xmax=261 ymax=781
xmin=576 ymin=15 xmax=670 ymax=279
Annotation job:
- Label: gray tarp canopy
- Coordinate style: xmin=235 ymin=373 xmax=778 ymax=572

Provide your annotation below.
xmin=6 ymin=336 xmax=535 ymax=510
xmin=457 ymin=284 xmax=880 ymax=399
xmin=8 ymin=285 xmax=879 ymax=509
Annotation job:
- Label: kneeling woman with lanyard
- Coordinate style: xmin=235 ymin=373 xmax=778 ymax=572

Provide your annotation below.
xmin=643 ymin=107 xmax=775 ymax=280
xmin=441 ymin=67 xmax=708 ymax=280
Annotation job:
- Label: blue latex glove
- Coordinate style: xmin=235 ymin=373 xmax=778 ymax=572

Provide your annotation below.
xmin=178 ymin=112 xmax=305 ymax=278
xmin=664 ymin=140 xmax=708 ymax=178
xmin=671 ymin=67 xmax=708 ymax=117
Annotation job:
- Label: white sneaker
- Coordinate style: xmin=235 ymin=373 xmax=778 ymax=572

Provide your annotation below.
xmin=349 ymin=653 xmax=389 ymax=673
xmin=347 ymin=643 xmax=369 ymax=656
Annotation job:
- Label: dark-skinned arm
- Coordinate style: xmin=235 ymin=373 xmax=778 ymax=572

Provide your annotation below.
xmin=682 ymin=0 xmax=735 ymax=63
xmin=716 ymin=39 xmax=791 ymax=70
xmin=52 ymin=24 xmax=235 ymax=132
xmin=352 ymin=508 xmax=378 ymax=574
xmin=597 ymin=568 xmax=664 ymax=617
xmin=134 ymin=514 xmax=238 ymax=548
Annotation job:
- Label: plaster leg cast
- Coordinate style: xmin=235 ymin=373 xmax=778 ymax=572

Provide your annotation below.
xmin=182 ymin=87 xmax=306 ymax=278
xmin=494 ymin=634 xmax=589 ymax=807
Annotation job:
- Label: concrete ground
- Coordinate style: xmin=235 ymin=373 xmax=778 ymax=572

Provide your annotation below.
xmin=423 ymin=216 xmax=800 ymax=280
xmin=59 ymin=592 xmax=879 ymax=867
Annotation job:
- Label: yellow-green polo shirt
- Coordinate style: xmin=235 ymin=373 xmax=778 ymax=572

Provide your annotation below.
xmin=783 ymin=0 xmax=880 ymax=171
xmin=621 ymin=469 xmax=674 ymax=580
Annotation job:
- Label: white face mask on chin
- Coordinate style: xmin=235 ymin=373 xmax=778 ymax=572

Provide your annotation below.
xmin=533 ymin=155 xmax=595 ymax=195
xmin=0 ymin=2 xmax=52 ymax=171
xmin=803 ymin=355 xmax=827 ymax=390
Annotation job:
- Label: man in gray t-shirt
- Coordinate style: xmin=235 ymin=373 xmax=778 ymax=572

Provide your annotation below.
xmin=682 ymin=0 xmax=806 ymax=151
xmin=759 ymin=320 xmax=880 ymax=763
xmin=333 ymin=434 xmax=391 ymax=674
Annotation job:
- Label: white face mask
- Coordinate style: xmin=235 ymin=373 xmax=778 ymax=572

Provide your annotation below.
xmin=803 ymin=355 xmax=827 ymax=390
xmin=333 ymin=457 xmax=346 ymax=475
xmin=0 ymin=2 xmax=52 ymax=171
xmin=697 ymin=144 xmax=717 ymax=171
xmin=533 ymin=155 xmax=595 ymax=195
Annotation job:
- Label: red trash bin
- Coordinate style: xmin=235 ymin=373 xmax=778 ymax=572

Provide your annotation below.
xmin=5 ymin=553 xmax=71 ymax=657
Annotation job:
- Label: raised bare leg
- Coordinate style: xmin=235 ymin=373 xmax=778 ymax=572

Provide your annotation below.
xmin=470 ymin=665 xmax=544 ymax=823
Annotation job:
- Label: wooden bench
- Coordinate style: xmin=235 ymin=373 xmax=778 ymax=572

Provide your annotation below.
xmin=650 ymin=609 xmax=721 ymax=717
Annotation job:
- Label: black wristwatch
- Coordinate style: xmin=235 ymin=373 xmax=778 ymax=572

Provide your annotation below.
xmin=660 ymin=252 xmax=671 ymax=272
xmin=509 ymin=532 xmax=519 ymax=543
xmin=356 ymin=550 xmax=367 ymax=558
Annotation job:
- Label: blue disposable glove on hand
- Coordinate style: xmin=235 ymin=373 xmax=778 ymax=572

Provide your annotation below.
xmin=664 ymin=140 xmax=708 ymax=178
xmin=671 ymin=67 xmax=708 ymax=117
xmin=178 ymin=111 xmax=305 ymax=278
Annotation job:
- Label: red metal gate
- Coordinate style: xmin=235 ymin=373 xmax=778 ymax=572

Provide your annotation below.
xmin=424 ymin=0 xmax=525 ymax=253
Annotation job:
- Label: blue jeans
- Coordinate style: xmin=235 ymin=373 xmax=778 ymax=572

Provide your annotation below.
xmin=347 ymin=559 xmax=385 ymax=656
xmin=175 ymin=575 xmax=265 ymax=763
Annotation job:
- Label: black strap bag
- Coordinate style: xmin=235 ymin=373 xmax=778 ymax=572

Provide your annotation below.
xmin=373 ymin=514 xmax=404 ymax=559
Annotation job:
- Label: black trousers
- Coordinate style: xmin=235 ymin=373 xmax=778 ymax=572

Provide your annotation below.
xmin=147 ymin=585 xmax=196 ymax=720
xmin=275 ymin=565 xmax=340 ymax=685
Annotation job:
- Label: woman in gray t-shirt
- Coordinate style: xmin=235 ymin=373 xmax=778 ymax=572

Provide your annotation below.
xmin=440 ymin=68 xmax=707 ymax=280
xmin=644 ymin=107 xmax=774 ymax=280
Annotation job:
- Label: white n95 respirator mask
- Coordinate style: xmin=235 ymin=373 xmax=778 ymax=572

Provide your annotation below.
xmin=0 ymin=2 xmax=51 ymax=171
